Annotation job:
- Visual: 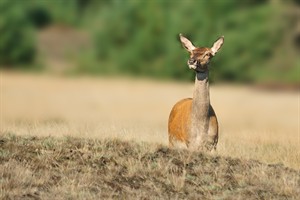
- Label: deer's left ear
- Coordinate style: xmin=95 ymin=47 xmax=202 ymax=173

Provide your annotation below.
xmin=211 ymin=36 xmax=224 ymax=56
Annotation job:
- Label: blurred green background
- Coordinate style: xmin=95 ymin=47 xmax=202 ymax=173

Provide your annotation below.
xmin=0 ymin=0 xmax=299 ymax=84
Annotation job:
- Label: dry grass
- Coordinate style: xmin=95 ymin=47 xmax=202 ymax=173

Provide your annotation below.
xmin=0 ymin=72 xmax=300 ymax=198
xmin=1 ymin=72 xmax=299 ymax=168
xmin=1 ymin=134 xmax=299 ymax=199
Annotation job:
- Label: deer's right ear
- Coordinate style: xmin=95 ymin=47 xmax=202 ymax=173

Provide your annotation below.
xmin=179 ymin=34 xmax=195 ymax=53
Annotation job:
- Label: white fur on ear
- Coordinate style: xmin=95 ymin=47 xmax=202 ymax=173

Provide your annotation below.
xmin=211 ymin=36 xmax=224 ymax=56
xmin=179 ymin=34 xmax=196 ymax=52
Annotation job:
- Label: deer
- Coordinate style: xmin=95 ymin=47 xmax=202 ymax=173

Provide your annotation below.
xmin=168 ymin=34 xmax=224 ymax=151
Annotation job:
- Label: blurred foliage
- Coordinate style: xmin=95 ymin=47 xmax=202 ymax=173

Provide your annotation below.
xmin=0 ymin=0 xmax=36 ymax=66
xmin=0 ymin=0 xmax=299 ymax=83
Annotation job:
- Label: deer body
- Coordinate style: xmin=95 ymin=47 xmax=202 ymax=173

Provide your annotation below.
xmin=168 ymin=34 xmax=224 ymax=151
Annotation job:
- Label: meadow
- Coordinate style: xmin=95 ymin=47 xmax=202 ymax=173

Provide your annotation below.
xmin=1 ymin=1 xmax=300 ymax=198
xmin=1 ymin=72 xmax=299 ymax=168
xmin=1 ymin=72 xmax=300 ymax=198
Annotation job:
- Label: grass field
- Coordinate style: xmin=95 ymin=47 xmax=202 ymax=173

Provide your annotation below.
xmin=1 ymin=72 xmax=300 ymax=198
xmin=1 ymin=134 xmax=299 ymax=199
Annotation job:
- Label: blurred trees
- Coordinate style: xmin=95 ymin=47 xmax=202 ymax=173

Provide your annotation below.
xmin=0 ymin=0 xmax=298 ymax=83
xmin=0 ymin=0 xmax=36 ymax=66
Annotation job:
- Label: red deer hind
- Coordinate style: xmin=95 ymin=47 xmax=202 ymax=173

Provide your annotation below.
xmin=168 ymin=34 xmax=224 ymax=151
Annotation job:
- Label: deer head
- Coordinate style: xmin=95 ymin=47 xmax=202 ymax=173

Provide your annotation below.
xmin=179 ymin=34 xmax=224 ymax=73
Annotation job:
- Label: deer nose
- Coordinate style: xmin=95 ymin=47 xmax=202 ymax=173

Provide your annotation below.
xmin=188 ymin=58 xmax=197 ymax=65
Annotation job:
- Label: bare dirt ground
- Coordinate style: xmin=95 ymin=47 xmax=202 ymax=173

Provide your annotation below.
xmin=1 ymin=72 xmax=300 ymax=199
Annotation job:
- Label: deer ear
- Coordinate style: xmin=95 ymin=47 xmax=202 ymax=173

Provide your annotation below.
xmin=179 ymin=34 xmax=196 ymax=53
xmin=211 ymin=36 xmax=224 ymax=56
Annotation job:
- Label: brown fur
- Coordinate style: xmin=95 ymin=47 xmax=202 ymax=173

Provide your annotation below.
xmin=191 ymin=47 xmax=213 ymax=67
xmin=191 ymin=47 xmax=211 ymax=57
xmin=168 ymin=98 xmax=218 ymax=149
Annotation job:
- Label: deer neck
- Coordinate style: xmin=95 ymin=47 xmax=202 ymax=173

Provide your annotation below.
xmin=189 ymin=71 xmax=210 ymax=150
